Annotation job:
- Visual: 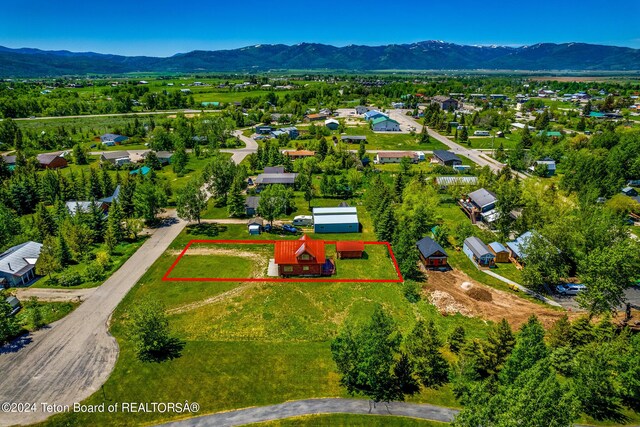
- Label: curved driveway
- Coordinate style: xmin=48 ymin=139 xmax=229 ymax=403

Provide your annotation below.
xmin=159 ymin=398 xmax=459 ymax=427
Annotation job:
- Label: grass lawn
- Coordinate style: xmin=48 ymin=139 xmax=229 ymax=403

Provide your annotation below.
xmin=15 ymin=301 xmax=79 ymax=331
xmin=468 ymin=133 xmax=519 ymax=150
xmin=246 ymin=414 xmax=449 ymax=426
xmin=41 ymin=222 xmax=488 ymax=427
xmin=330 ymin=244 xmax=399 ymax=281
xmin=34 ymin=238 xmax=147 ymax=289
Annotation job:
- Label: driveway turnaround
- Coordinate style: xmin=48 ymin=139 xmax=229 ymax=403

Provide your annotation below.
xmin=220 ymin=130 xmax=259 ymax=164
xmin=159 ymin=398 xmax=459 ymax=427
xmin=0 ymin=215 xmax=187 ymax=427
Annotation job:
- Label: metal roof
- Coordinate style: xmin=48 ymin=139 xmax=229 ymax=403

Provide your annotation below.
xmin=506 ymin=231 xmax=534 ymax=259
xmin=468 ymin=188 xmax=497 ymax=209
xmin=313 ymin=207 xmax=358 ymax=215
xmin=371 ymin=116 xmax=399 ymax=125
xmin=255 ymin=173 xmax=298 ymax=185
xmin=432 ymin=150 xmax=461 ymax=163
xmin=37 ymin=152 xmax=64 ymax=165
xmin=313 ymin=214 xmax=359 ymax=225
xmin=435 ymin=176 xmax=478 ymax=187
xmin=336 ymin=241 xmax=365 ymax=252
xmin=488 ymin=242 xmax=508 ymax=254
xmin=264 ymin=166 xmax=285 ymax=174
xmin=101 ymin=151 xmax=130 ymax=160
xmin=274 ymin=235 xmax=325 ymax=265
xmin=464 ymin=237 xmax=494 ymax=259
xmin=245 ymin=196 xmax=260 ymax=209
xmin=416 ymin=236 xmax=447 ymax=258
xmin=0 ymin=241 xmax=42 ymax=277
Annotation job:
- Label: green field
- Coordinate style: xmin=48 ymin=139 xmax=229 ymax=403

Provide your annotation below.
xmin=15 ymin=301 xmax=79 ymax=331
xmin=41 ymin=222 xmax=487 ymax=427
xmin=340 ymin=125 xmax=447 ymax=151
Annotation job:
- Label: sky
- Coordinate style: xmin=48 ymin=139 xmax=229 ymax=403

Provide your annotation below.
xmin=2 ymin=0 xmax=639 ymax=56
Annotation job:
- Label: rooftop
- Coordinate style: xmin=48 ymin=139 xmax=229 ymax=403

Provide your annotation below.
xmin=0 ymin=241 xmax=42 ymax=276
xmin=416 ymin=236 xmax=447 ymax=258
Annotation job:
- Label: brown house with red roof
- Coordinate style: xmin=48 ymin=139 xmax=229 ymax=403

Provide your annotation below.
xmin=274 ymin=235 xmax=335 ymax=277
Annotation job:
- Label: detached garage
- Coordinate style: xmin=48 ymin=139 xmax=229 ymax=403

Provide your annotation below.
xmin=336 ymin=241 xmax=365 ymax=259
xmin=313 ymin=207 xmax=360 ymax=233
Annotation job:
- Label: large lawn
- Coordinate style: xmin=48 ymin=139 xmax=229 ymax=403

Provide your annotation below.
xmin=41 ymin=223 xmax=488 ymax=427
xmin=340 ymin=125 xmax=447 ymax=151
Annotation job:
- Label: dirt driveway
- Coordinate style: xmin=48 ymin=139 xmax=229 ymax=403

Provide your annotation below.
xmin=423 ymin=269 xmax=571 ymax=329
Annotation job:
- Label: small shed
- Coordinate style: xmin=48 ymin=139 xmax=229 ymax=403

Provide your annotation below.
xmin=463 ymin=237 xmax=495 ymax=267
xmin=245 ymin=196 xmax=260 ymax=216
xmin=248 ymin=218 xmax=264 ymax=235
xmin=325 ymin=119 xmax=339 ymax=130
xmin=336 ymin=241 xmax=365 ymax=259
xmin=488 ymin=242 xmax=510 ymax=263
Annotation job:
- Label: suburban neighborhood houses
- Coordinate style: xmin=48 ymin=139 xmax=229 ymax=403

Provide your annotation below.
xmin=1 ymin=57 xmax=640 ymax=427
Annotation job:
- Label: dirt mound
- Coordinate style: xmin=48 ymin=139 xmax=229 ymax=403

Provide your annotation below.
xmin=466 ymin=287 xmax=493 ymax=302
xmin=423 ymin=269 xmax=574 ymax=329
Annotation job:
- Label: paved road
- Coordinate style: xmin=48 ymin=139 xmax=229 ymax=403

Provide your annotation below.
xmin=388 ymin=110 xmax=528 ymax=179
xmin=0 ymin=214 xmax=187 ymax=427
xmin=159 ymin=398 xmax=459 ymax=427
xmin=220 ymin=131 xmax=259 ymax=164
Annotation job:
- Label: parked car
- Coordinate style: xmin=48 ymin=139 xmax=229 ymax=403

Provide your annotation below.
xmin=282 ymin=224 xmax=299 ymax=234
xmin=263 ymin=224 xmax=272 ymax=233
xmin=556 ymin=284 xmax=586 ymax=296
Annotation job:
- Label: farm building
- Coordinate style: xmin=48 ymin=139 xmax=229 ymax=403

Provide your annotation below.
xmin=285 ymin=150 xmax=316 ymax=160
xmin=325 ymin=119 xmax=339 ymax=130
xmin=488 ymin=242 xmax=510 ymax=263
xmin=101 ymin=151 xmax=131 ymax=166
xmin=463 ymin=237 xmax=495 ymax=267
xmin=529 ymin=157 xmax=556 ymax=176
xmin=100 ymin=133 xmax=129 ymax=145
xmin=274 ymin=235 xmax=335 ymax=277
xmin=37 ymin=152 xmax=67 ymax=169
xmin=416 ymin=236 xmax=448 ymax=269
xmin=431 ymin=96 xmax=459 ymax=111
xmin=341 ymin=135 xmax=367 ymax=144
xmin=313 ymin=207 xmax=359 ymax=233
xmin=245 ymin=196 xmax=260 ymax=216
xmin=432 ymin=150 xmax=462 ymax=166
xmin=336 ymin=241 xmax=365 ymax=259
xmin=371 ymin=117 xmax=400 ymax=131
xmin=374 ymin=151 xmax=417 ymax=164
xmin=0 ymin=241 xmax=43 ymax=287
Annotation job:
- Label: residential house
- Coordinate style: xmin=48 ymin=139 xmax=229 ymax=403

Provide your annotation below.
xmin=529 ymin=157 xmax=556 ymax=176
xmin=313 ymin=206 xmax=359 ymax=233
xmin=506 ymin=231 xmax=534 ymax=261
xmin=274 ymin=235 xmax=335 ymax=276
xmin=65 ymin=200 xmax=109 ymax=216
xmin=459 ymin=188 xmax=497 ymax=223
xmin=245 ymin=196 xmax=260 ymax=216
xmin=100 ymin=151 xmax=131 ymax=166
xmin=284 ymin=150 xmax=316 ymax=161
xmin=432 ymin=150 xmax=462 ymax=167
xmin=374 ymin=151 xmax=417 ymax=164
xmin=305 ymin=113 xmax=328 ymax=122
xmin=364 ymin=110 xmax=388 ymax=121
xmin=463 ymin=237 xmax=495 ymax=267
xmin=488 ymin=242 xmax=510 ymax=263
xmin=255 ymin=126 xmax=274 ymax=134
xmin=270 ymin=127 xmax=299 ymax=140
xmin=155 ymin=151 xmax=174 ymax=165
xmin=371 ymin=117 xmax=400 ymax=132
xmin=100 ymin=133 xmax=129 ymax=145
xmin=355 ymin=106 xmax=370 ymax=115
xmin=37 ymin=152 xmax=67 ymax=169
xmin=416 ymin=236 xmax=448 ymax=269
xmin=325 ymin=119 xmax=339 ymax=130
xmin=391 ymin=102 xmax=405 ymax=108
xmin=335 ymin=241 xmax=365 ymax=259
xmin=431 ymin=96 xmax=459 ymax=110
xmin=0 ymin=241 xmax=43 ymax=287
xmin=622 ymin=186 xmax=638 ymax=197
xmin=341 ymin=135 xmax=367 ymax=144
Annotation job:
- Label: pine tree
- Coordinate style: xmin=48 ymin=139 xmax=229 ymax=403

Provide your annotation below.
xmin=36 ymin=235 xmax=61 ymax=279
xmin=394 ymin=227 xmax=421 ymax=280
xmin=501 ymin=315 xmax=548 ymax=383
xmin=460 ymin=126 xmax=469 ymax=142
xmin=33 ymin=203 xmax=56 ymax=241
xmin=227 ymin=176 xmax=246 ymax=218
xmin=358 ymin=140 xmax=366 ymax=159
xmin=56 ymin=234 xmax=72 ymax=268
xmin=100 ymin=167 xmax=114 ymax=197
xmin=482 ymin=318 xmax=516 ymax=376
xmin=405 ymin=320 xmax=450 ymax=389
xmin=548 ymin=314 xmax=572 ymax=349
xmin=448 ymin=326 xmax=467 ymax=354
xmin=172 ymin=142 xmax=188 ymax=175
xmin=73 ymin=144 xmax=88 ymax=165
xmin=376 ymin=205 xmax=397 ymax=243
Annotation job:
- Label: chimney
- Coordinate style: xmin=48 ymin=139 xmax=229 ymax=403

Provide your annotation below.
xmin=8 ymin=262 xmax=12 ymax=271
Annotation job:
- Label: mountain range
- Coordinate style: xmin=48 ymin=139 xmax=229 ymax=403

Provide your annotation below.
xmin=1 ymin=41 xmax=640 ymax=77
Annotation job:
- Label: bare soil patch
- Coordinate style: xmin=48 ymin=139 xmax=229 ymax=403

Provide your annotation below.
xmin=423 ymin=269 xmax=572 ymax=329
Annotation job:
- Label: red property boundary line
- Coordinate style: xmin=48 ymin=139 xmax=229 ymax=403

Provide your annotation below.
xmin=162 ymin=239 xmax=404 ymax=283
